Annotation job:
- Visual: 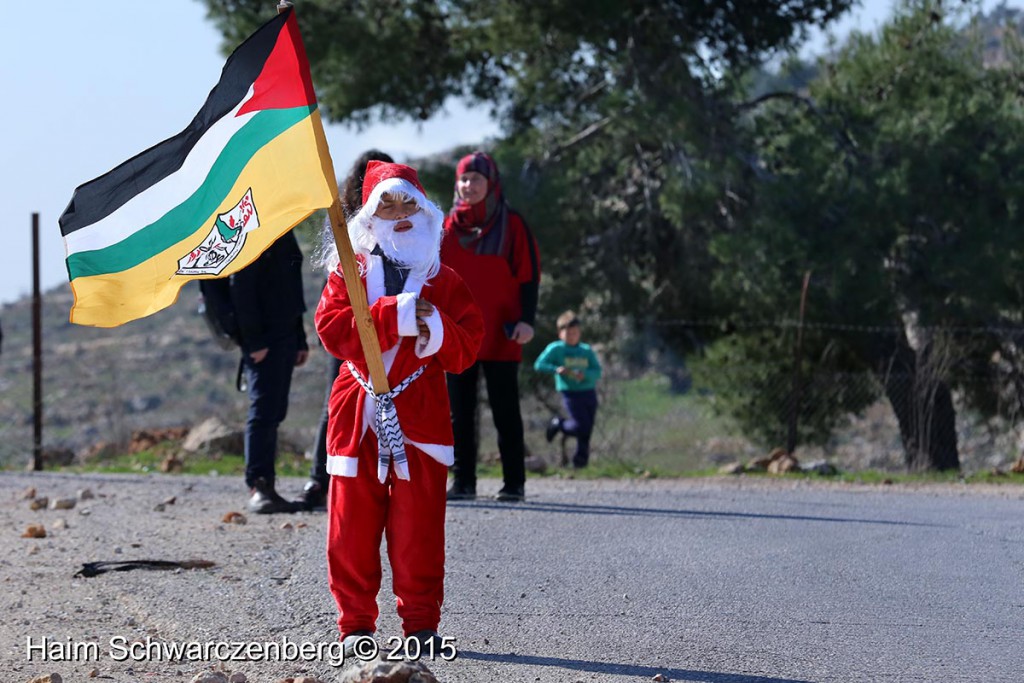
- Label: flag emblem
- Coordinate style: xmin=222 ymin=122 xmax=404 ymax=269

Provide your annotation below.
xmin=177 ymin=189 xmax=260 ymax=275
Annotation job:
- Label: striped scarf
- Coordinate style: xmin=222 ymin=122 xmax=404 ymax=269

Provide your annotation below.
xmin=346 ymin=361 xmax=426 ymax=483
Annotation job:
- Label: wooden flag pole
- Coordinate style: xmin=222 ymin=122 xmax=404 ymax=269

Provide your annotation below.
xmin=326 ymin=200 xmax=391 ymax=394
xmin=277 ymin=0 xmax=389 ymax=394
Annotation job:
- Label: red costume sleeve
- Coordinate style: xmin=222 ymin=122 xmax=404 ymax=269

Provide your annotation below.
xmin=431 ymin=266 xmax=484 ymax=374
xmin=315 ymin=268 xmax=401 ymax=362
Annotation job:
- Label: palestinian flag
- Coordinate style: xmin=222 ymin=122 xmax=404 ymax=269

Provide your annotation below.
xmin=58 ymin=8 xmax=338 ymax=327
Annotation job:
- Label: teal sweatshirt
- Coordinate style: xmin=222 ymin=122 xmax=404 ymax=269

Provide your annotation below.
xmin=534 ymin=340 xmax=602 ymax=392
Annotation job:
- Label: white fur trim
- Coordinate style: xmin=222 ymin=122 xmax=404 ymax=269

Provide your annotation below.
xmin=351 ymin=177 xmax=428 ymax=226
xmin=413 ymin=442 xmax=453 ymax=466
xmin=326 ymin=455 xmax=359 ymax=477
xmin=365 ymin=256 xmax=385 ymax=305
xmin=396 ymin=292 xmax=419 ymax=336
xmin=415 ymin=308 xmax=444 ymax=358
xmin=329 ymin=444 xmax=452 ymax=477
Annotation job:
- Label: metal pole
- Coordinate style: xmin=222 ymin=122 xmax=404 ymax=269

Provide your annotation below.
xmin=786 ymin=270 xmax=811 ymax=455
xmin=31 ymin=213 xmax=43 ymax=470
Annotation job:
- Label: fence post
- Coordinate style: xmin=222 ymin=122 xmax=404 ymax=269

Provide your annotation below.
xmin=32 ymin=212 xmax=43 ymax=471
xmin=786 ymin=270 xmax=812 ymax=455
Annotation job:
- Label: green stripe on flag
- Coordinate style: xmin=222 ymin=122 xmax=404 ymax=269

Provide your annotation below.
xmin=67 ymin=105 xmax=315 ymax=280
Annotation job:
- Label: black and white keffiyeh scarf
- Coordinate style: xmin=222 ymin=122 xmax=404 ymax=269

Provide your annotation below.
xmin=346 ymin=361 xmax=426 ymax=483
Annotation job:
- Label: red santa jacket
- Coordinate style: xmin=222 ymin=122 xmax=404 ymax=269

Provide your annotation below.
xmin=316 ymin=256 xmax=483 ymax=476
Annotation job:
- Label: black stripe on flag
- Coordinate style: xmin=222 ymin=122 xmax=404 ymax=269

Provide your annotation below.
xmin=58 ymin=10 xmax=291 ymax=237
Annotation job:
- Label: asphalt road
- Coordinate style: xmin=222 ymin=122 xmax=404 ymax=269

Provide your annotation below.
xmin=2 ymin=472 xmax=1022 ymax=682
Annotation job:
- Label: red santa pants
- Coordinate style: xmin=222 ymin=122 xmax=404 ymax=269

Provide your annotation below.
xmin=327 ymin=437 xmax=448 ymax=636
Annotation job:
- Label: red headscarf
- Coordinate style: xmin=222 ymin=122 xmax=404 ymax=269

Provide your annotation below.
xmin=448 ymin=152 xmax=510 ymax=257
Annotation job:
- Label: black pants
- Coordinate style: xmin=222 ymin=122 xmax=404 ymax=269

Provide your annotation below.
xmin=310 ymin=353 xmax=343 ymax=485
xmin=242 ymin=333 xmax=298 ymax=489
xmin=447 ymin=360 xmax=525 ymax=491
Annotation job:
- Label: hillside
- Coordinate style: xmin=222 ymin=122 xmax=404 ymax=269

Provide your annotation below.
xmin=0 ymin=225 xmax=333 ymax=470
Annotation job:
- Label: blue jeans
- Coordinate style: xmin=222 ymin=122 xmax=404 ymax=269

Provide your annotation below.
xmin=242 ymin=333 xmax=298 ymax=488
xmin=561 ymin=389 xmax=598 ymax=467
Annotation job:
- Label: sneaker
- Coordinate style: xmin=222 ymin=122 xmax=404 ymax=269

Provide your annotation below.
xmin=495 ymin=486 xmax=525 ymax=502
xmin=406 ymin=629 xmax=445 ymax=656
xmin=247 ymin=478 xmax=303 ymax=514
xmin=446 ymin=482 xmax=476 ymax=501
xmin=545 ymin=416 xmax=561 ymax=443
xmin=299 ymin=479 xmax=327 ymax=511
xmin=341 ymin=630 xmax=375 ymax=658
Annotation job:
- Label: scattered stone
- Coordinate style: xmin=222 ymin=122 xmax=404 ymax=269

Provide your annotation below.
xmin=337 ymin=657 xmax=438 ymax=683
xmin=28 ymin=674 xmax=63 ymax=683
xmin=161 ymin=455 xmax=184 ymax=473
xmin=273 ymin=678 xmax=326 ymax=683
xmin=190 ymin=673 xmax=229 ymax=683
xmin=78 ymin=488 xmax=96 ymax=500
xmin=228 ymin=673 xmax=247 ymax=683
xmin=154 ymin=504 xmax=166 ymax=512
xmin=29 ymin=497 xmax=49 ymax=511
xmin=718 ymin=462 xmax=745 ymax=475
xmin=53 ymin=519 xmax=69 ymax=530
xmin=27 ymin=545 xmax=39 ymax=555
xmin=652 ymin=674 xmax=669 ymax=682
xmin=183 ymin=417 xmax=245 ymax=454
xmin=79 ymin=508 xmax=92 ymax=516
xmin=50 ymin=497 xmax=77 ymax=510
xmin=222 ymin=511 xmax=247 ymax=525
xmin=295 ymin=522 xmax=308 ymax=529
xmin=129 ymin=426 xmax=187 ymax=452
xmin=22 ymin=524 xmax=46 ymax=538
xmin=164 ymin=496 xmax=178 ymax=505
xmin=1010 ymin=456 xmax=1024 ymax=474
xmin=745 ymin=456 xmax=772 ymax=472
xmin=767 ymin=454 xmax=799 ymax=475
xmin=23 ymin=486 xmax=37 ymax=499
xmin=802 ymin=460 xmax=839 ymax=476
xmin=88 ymin=669 xmax=99 ymax=678
xmin=280 ymin=522 xmax=294 ymax=530
xmin=524 ymin=454 xmax=548 ymax=473
xmin=38 ymin=447 xmax=76 ymax=467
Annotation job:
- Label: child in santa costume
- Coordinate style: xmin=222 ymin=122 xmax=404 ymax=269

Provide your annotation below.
xmin=315 ymin=161 xmax=483 ymax=653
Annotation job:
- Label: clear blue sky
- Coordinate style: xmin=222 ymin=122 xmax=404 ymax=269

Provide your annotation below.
xmin=0 ymin=1 xmax=1010 ymax=307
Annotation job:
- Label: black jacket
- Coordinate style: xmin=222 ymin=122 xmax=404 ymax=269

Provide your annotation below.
xmin=228 ymin=231 xmax=307 ymax=354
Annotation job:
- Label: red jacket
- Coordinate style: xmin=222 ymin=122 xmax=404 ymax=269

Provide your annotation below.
xmin=316 ymin=258 xmax=482 ymax=473
xmin=441 ymin=211 xmax=540 ymax=362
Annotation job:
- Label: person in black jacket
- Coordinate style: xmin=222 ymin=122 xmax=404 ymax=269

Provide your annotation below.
xmin=229 ymin=229 xmax=309 ymax=513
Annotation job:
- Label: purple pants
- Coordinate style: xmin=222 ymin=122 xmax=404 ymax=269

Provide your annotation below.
xmin=561 ymin=389 xmax=598 ymax=467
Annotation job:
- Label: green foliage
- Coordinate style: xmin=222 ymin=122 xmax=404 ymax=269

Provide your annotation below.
xmin=694 ymin=330 xmax=879 ymax=448
xmin=201 ymin=1 xmax=855 ymax=353
xmin=721 ymin=1 xmax=1024 ymax=437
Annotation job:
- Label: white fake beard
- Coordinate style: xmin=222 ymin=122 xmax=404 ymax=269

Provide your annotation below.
xmin=370 ymin=212 xmax=441 ymax=277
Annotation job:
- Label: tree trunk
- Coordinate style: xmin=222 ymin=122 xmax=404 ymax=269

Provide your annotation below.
xmin=871 ymin=335 xmax=960 ymax=471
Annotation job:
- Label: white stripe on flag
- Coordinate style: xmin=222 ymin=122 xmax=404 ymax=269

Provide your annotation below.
xmin=64 ymin=87 xmax=257 ymax=256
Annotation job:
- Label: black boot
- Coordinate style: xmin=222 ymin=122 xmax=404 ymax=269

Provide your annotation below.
xmin=248 ymin=478 xmax=303 ymax=514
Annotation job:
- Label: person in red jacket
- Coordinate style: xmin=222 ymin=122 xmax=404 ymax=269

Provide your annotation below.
xmin=316 ymin=161 xmax=483 ymax=654
xmin=441 ymin=151 xmax=541 ymax=502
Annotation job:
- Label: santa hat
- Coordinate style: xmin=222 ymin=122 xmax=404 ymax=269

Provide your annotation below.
xmin=351 ymin=161 xmax=430 ymax=225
